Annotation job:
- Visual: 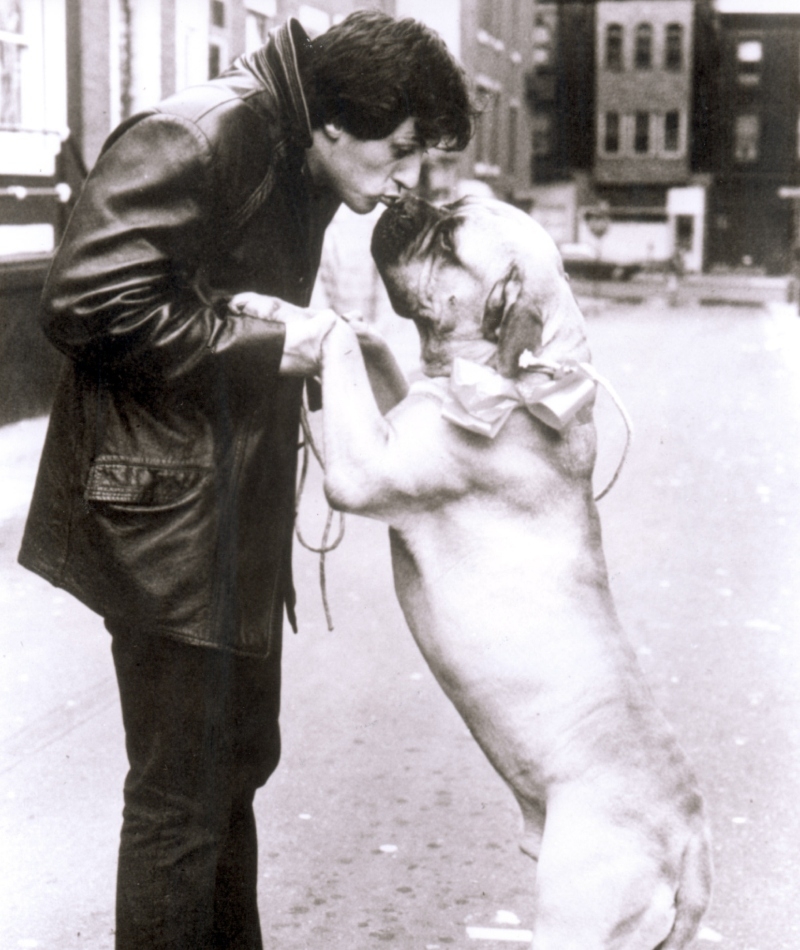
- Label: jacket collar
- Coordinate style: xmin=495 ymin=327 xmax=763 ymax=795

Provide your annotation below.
xmin=232 ymin=18 xmax=313 ymax=148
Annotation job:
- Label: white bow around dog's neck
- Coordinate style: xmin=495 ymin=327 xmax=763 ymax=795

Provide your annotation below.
xmin=440 ymin=355 xmax=633 ymax=501
xmin=442 ymin=357 xmax=597 ymax=438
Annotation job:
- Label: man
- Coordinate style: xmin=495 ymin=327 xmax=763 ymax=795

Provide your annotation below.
xmin=19 ymin=11 xmax=472 ymax=949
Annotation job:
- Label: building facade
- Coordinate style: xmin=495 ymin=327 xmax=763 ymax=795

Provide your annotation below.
xmin=1 ymin=0 xmax=69 ymax=422
xmin=456 ymin=0 xmax=537 ymax=202
xmin=589 ymin=0 xmax=708 ymax=270
xmin=523 ymin=0 xmax=595 ymax=244
xmin=706 ymin=0 xmax=800 ymax=275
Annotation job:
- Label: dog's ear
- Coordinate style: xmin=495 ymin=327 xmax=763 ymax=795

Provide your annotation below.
xmin=483 ymin=264 xmax=544 ymax=378
xmin=481 ymin=264 xmax=523 ymax=344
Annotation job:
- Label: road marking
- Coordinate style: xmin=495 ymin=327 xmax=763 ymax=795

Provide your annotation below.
xmin=698 ymin=926 xmax=723 ymax=942
xmin=466 ymin=926 xmax=533 ymax=943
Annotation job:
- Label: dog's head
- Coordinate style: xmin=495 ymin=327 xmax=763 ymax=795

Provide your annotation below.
xmin=371 ymin=194 xmax=589 ymax=379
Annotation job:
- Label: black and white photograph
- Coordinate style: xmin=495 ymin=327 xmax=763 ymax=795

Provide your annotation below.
xmin=1 ymin=1 xmax=798 ymax=948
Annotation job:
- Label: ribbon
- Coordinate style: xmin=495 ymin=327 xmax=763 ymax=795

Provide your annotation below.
xmin=442 ymin=357 xmax=597 ymax=438
xmin=441 ymin=355 xmax=633 ymax=501
xmin=441 ymin=359 xmax=523 ymax=438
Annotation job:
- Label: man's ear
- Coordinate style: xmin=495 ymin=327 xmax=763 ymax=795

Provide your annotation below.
xmin=481 ymin=264 xmax=523 ymax=345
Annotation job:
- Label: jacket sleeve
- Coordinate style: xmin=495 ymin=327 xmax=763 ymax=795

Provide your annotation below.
xmin=41 ymin=111 xmax=286 ymax=384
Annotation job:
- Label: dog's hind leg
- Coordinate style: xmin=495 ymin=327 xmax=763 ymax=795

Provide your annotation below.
xmin=653 ymin=822 xmax=713 ymax=950
xmin=529 ymin=796 xmax=679 ymax=950
xmin=514 ymin=793 xmax=546 ymax=861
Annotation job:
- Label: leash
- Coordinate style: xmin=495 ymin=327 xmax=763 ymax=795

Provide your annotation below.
xmin=294 ymin=353 xmax=632 ymax=630
xmin=575 ymin=362 xmax=633 ymax=501
xmin=516 ymin=355 xmax=633 ymax=502
xmin=444 ymin=354 xmax=634 ymax=502
xmin=295 ymin=402 xmax=345 ymax=631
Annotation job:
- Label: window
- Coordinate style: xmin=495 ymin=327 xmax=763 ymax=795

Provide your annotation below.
xmin=489 ymin=95 xmax=501 ymax=167
xmin=665 ymin=23 xmax=683 ymax=70
xmin=208 ymin=43 xmax=222 ymax=78
xmin=604 ymin=111 xmax=620 ymax=153
xmin=734 ymin=113 xmax=760 ymax=162
xmin=508 ymin=103 xmax=518 ymax=174
xmin=664 ymin=111 xmax=680 ymax=152
xmin=736 ymin=40 xmax=762 ymax=86
xmin=676 ymin=215 xmax=694 ymax=252
xmin=635 ymin=23 xmax=652 ymax=70
xmin=210 ymin=0 xmax=225 ymax=28
xmin=0 ymin=0 xmax=66 ymax=178
xmin=532 ymin=112 xmax=553 ymax=157
xmin=533 ymin=14 xmax=554 ymax=68
xmin=605 ymin=24 xmax=623 ymax=71
xmin=0 ymin=0 xmax=24 ymax=125
xmin=634 ymin=112 xmax=650 ymax=153
xmin=209 ymin=0 xmax=228 ymax=80
xmin=474 ymin=81 xmax=501 ymax=174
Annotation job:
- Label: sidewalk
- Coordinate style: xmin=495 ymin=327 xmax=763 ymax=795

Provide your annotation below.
xmin=571 ymin=271 xmax=793 ymax=308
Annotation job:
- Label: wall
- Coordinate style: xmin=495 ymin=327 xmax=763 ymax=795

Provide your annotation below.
xmin=595 ymin=0 xmax=694 ymax=186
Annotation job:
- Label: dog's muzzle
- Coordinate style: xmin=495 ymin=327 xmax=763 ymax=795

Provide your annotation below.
xmin=371 ymin=195 xmax=441 ymax=270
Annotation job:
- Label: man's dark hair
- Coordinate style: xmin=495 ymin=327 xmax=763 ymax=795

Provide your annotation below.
xmin=302 ymin=10 xmax=474 ymax=151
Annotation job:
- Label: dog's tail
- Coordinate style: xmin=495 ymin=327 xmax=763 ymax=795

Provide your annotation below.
xmin=657 ymin=824 xmax=713 ymax=950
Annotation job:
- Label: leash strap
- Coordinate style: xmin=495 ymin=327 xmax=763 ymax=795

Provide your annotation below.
xmin=445 ymin=355 xmax=633 ymax=502
xmin=575 ymin=362 xmax=634 ymax=502
xmin=293 ymin=355 xmax=632 ymax=631
xmin=518 ymin=356 xmax=633 ymax=502
xmin=295 ymin=402 xmax=345 ymax=631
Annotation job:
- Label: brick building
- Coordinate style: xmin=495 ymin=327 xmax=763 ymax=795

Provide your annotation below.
xmin=706 ymin=0 xmax=800 ymax=275
xmin=592 ymin=0 xmax=711 ymax=270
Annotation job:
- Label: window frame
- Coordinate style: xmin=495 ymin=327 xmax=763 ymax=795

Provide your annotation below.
xmin=507 ymin=101 xmax=519 ymax=174
xmin=665 ymin=23 xmax=683 ymax=71
xmin=0 ymin=1 xmax=26 ymax=127
xmin=634 ymin=23 xmax=653 ymax=70
xmin=531 ymin=111 xmax=553 ymax=159
xmin=474 ymin=77 xmax=502 ymax=178
xmin=634 ymin=111 xmax=650 ymax=154
xmin=736 ymin=38 xmax=763 ymax=87
xmin=605 ymin=23 xmax=623 ymax=71
xmin=734 ymin=112 xmax=760 ymax=163
xmin=603 ymin=110 xmax=620 ymax=154
xmin=664 ymin=110 xmax=680 ymax=153
xmin=0 ymin=0 xmax=66 ymax=178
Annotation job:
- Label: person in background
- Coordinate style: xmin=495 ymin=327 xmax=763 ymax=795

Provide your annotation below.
xmin=19 ymin=11 xmax=472 ymax=949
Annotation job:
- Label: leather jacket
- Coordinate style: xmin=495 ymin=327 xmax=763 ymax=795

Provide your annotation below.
xmin=19 ymin=19 xmax=337 ymax=656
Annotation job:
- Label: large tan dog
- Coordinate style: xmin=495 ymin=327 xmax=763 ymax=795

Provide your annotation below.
xmin=319 ymin=195 xmax=711 ymax=950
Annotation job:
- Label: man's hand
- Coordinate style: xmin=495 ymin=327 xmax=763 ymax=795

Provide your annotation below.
xmin=228 ymin=293 xmax=338 ymax=376
xmin=229 ymin=292 xmax=283 ymax=320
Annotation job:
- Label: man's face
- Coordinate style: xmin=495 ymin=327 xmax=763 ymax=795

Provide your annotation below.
xmin=311 ymin=117 xmax=427 ymax=214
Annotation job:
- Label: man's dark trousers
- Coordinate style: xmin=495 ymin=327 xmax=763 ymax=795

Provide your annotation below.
xmin=109 ymin=625 xmax=282 ymax=949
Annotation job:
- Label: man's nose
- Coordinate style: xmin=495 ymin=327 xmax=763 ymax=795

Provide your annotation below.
xmin=392 ymin=152 xmax=423 ymax=193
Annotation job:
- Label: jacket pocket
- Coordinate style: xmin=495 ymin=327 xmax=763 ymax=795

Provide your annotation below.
xmin=81 ymin=457 xmax=218 ymax=640
xmin=85 ymin=458 xmax=209 ymax=510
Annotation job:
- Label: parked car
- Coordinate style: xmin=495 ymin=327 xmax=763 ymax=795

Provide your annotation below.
xmin=558 ymin=243 xmax=642 ymax=282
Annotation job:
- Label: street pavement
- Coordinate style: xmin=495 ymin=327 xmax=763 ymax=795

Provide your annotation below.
xmin=1 ymin=297 xmax=799 ymax=950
